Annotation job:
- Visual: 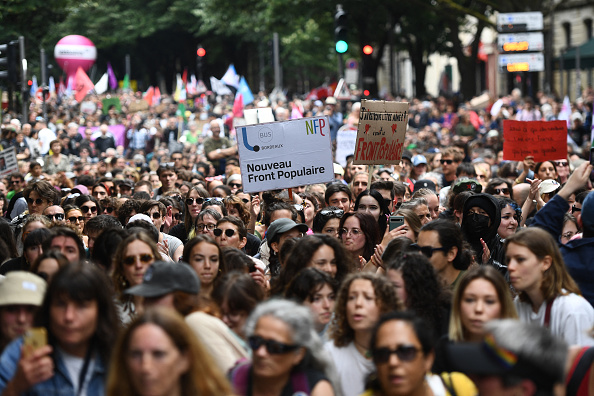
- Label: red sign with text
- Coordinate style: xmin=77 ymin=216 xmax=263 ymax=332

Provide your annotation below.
xmin=503 ymin=120 xmax=567 ymax=162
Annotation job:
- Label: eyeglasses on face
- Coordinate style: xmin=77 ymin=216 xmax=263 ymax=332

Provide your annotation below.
xmin=67 ymin=216 xmax=84 ymax=223
xmin=123 ymin=253 xmax=154 ymax=266
xmin=103 ymin=207 xmax=114 ymax=214
xmin=214 ymin=228 xmax=236 ymax=237
xmin=372 ymin=345 xmax=420 ymax=364
xmin=196 ymin=223 xmax=216 ymax=231
xmin=80 ymin=205 xmax=98 ymax=214
xmin=10 ymin=180 xmax=21 ymax=185
xmin=186 ymin=197 xmax=205 ymax=206
xmin=440 ymin=159 xmax=454 ymax=165
xmin=26 ymin=198 xmax=46 ymax=205
xmin=46 ymin=213 xmax=65 ymax=221
xmin=241 ymin=198 xmax=250 ymax=204
xmin=145 ymin=212 xmax=162 ymax=220
xmin=409 ymin=244 xmax=448 ymax=258
xmin=340 ymin=228 xmax=363 ymax=237
xmin=494 ymin=188 xmax=510 ymax=195
xmin=554 ymin=161 xmax=568 ymax=167
xmin=247 ymin=335 xmax=299 ymax=355
xmin=320 ymin=208 xmax=344 ymax=217
xmin=173 ymin=213 xmax=184 ymax=221
xmin=229 ymin=183 xmax=242 ymax=188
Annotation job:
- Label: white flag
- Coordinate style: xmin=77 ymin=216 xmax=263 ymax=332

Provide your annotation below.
xmin=94 ymin=73 xmax=108 ymax=95
xmin=209 ymin=76 xmax=232 ymax=96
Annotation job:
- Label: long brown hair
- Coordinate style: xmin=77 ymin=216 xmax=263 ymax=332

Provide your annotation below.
xmin=106 ymin=307 xmax=232 ymax=396
xmin=504 ymin=227 xmax=581 ymax=303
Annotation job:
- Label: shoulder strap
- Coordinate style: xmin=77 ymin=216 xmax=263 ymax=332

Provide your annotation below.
xmin=567 ymin=347 xmax=594 ymax=396
xmin=544 ymin=297 xmax=556 ymax=328
xmin=290 ymin=370 xmax=310 ymax=394
xmin=230 ymin=362 xmax=252 ymax=396
xmin=440 ymin=373 xmax=458 ymax=396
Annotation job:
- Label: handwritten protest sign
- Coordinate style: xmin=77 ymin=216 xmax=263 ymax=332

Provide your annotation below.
xmin=237 ymin=116 xmax=334 ymax=193
xmin=353 ymin=100 xmax=409 ymax=165
xmin=503 ymin=120 xmax=567 ymax=162
xmin=0 ymin=147 xmax=18 ymax=178
xmin=335 ymin=125 xmax=358 ymax=167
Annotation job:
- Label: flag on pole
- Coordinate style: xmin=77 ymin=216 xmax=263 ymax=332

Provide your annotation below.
xmin=107 ymin=63 xmax=117 ymax=90
xmin=221 ymin=64 xmax=240 ymax=88
xmin=210 ymin=77 xmax=232 ymax=95
xmin=49 ymin=77 xmax=56 ymax=95
xmin=74 ymin=67 xmax=95 ymax=102
xmin=58 ymin=77 xmax=66 ymax=98
xmin=237 ymin=76 xmax=254 ymax=105
xmin=154 ymin=87 xmax=161 ymax=105
xmin=559 ymin=96 xmax=572 ymax=129
xmin=233 ymin=93 xmax=243 ymax=118
xmin=187 ymin=75 xmax=197 ymax=95
xmin=143 ymin=86 xmax=154 ymax=106
xmin=123 ymin=74 xmax=130 ymax=91
xmin=30 ymin=76 xmax=38 ymax=96
xmin=94 ymin=73 xmax=109 ymax=95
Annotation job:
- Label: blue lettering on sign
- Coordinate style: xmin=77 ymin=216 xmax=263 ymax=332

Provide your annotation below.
xmin=241 ymin=127 xmax=260 ymax=152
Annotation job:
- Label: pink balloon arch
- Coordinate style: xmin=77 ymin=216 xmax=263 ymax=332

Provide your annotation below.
xmin=54 ymin=35 xmax=97 ymax=77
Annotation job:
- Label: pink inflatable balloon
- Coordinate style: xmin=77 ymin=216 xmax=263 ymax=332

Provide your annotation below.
xmin=54 ymin=35 xmax=97 ymax=77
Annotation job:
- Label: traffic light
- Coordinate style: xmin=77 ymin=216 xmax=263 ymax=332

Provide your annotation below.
xmin=362 ymin=44 xmax=376 ymax=97
xmin=363 ymin=45 xmax=374 ymax=55
xmin=197 ymin=47 xmax=206 ymax=57
xmin=334 ymin=7 xmax=348 ymax=54
xmin=0 ymin=42 xmax=19 ymax=84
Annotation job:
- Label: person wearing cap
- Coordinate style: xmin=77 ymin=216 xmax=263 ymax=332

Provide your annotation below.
xmin=323 ymin=96 xmax=343 ymax=143
xmin=447 ymin=320 xmax=567 ymax=396
xmin=531 ymin=162 xmax=594 ymax=306
xmin=0 ymin=272 xmax=46 ymax=353
xmin=410 ymin=155 xmax=428 ymax=183
xmin=266 ymin=218 xmax=308 ymax=277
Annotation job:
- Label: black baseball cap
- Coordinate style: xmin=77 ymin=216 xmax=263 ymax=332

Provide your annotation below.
xmin=125 ymin=261 xmax=200 ymax=297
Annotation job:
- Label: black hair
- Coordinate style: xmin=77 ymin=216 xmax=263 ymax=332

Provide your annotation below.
xmin=485 ymin=177 xmax=514 ymax=200
xmin=324 ymin=183 xmax=353 ymax=204
xmin=370 ymin=180 xmax=395 ymax=200
xmin=202 ymin=199 xmax=229 ymax=216
xmin=284 ymin=268 xmax=338 ymax=303
xmin=353 ymin=189 xmax=390 ymax=235
xmin=263 ymin=201 xmax=297 ymax=227
xmin=84 ymin=214 xmax=122 ymax=235
xmin=312 ymin=206 xmax=344 ymax=233
xmin=0 ymin=217 xmax=17 ymax=258
xmin=420 ymin=219 xmax=471 ymax=270
xmin=42 ymin=226 xmax=86 ymax=261
xmin=91 ymin=228 xmax=129 ymax=273
xmin=24 ymin=228 xmax=52 ymax=251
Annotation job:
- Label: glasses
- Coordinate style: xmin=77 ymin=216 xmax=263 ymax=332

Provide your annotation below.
xmin=80 ymin=205 xmax=98 ymax=214
xmin=213 ymin=228 xmax=236 ymax=237
xmin=145 ymin=212 xmax=162 ymax=220
xmin=561 ymin=231 xmax=576 ymax=240
xmin=494 ymin=188 xmax=510 ymax=195
xmin=26 ymin=198 xmax=46 ymax=205
xmin=196 ymin=223 xmax=216 ymax=231
xmin=46 ymin=213 xmax=65 ymax=221
xmin=248 ymin=335 xmax=299 ymax=355
xmin=340 ymin=228 xmax=363 ymax=237
xmin=372 ymin=345 xmax=420 ymax=364
xmin=67 ymin=216 xmax=84 ymax=223
xmin=554 ymin=161 xmax=569 ymax=167
xmin=186 ymin=197 xmax=205 ymax=206
xmin=241 ymin=198 xmax=250 ymax=204
xmin=410 ymin=244 xmax=447 ymax=258
xmin=572 ymin=205 xmax=581 ymax=214
xmin=172 ymin=156 xmax=183 ymax=161
xmin=123 ymin=253 xmax=154 ymax=266
xmin=205 ymin=197 xmax=224 ymax=203
xmin=229 ymin=183 xmax=242 ymax=188
xmin=440 ymin=159 xmax=454 ymax=165
xmin=173 ymin=213 xmax=184 ymax=221
xmin=103 ymin=207 xmax=114 ymax=214
xmin=320 ymin=208 xmax=344 ymax=217
xmin=10 ymin=180 xmax=21 ymax=185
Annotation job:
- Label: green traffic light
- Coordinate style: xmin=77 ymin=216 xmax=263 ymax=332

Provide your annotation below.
xmin=336 ymin=40 xmax=348 ymax=54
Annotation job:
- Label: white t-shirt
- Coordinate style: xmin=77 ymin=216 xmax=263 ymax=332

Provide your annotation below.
xmin=59 ymin=348 xmax=95 ymax=396
xmin=324 ymin=341 xmax=374 ymax=396
xmin=515 ymin=291 xmax=594 ymax=346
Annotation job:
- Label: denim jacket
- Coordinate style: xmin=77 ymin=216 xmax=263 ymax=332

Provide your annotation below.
xmin=0 ymin=337 xmax=106 ymax=396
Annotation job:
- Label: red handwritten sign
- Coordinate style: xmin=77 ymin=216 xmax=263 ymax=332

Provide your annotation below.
xmin=503 ymin=120 xmax=567 ymax=162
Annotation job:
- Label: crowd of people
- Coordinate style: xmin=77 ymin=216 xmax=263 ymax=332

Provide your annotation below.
xmin=0 ymin=85 xmax=592 ymax=396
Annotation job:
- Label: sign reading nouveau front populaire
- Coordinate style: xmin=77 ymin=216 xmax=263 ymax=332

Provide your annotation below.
xmin=237 ymin=116 xmax=334 ymax=193
xmin=353 ymin=100 xmax=409 ymax=165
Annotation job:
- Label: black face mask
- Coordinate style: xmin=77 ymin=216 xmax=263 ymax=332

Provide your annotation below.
xmin=466 ymin=213 xmax=490 ymax=235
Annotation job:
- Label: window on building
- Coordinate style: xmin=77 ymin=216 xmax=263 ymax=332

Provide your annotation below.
xmin=585 ymin=19 xmax=593 ymax=40
xmin=563 ymin=22 xmax=571 ymax=48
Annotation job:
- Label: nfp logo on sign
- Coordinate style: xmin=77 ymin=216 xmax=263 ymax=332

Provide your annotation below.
xmin=237 ymin=117 xmax=334 ymax=193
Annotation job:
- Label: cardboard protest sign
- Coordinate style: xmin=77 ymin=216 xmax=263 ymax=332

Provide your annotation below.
xmin=503 ymin=120 xmax=567 ymax=162
xmin=0 ymin=147 xmax=18 ymax=178
xmin=353 ymin=100 xmax=409 ymax=165
xmin=335 ymin=125 xmax=358 ymax=167
xmin=237 ymin=116 xmax=334 ymax=193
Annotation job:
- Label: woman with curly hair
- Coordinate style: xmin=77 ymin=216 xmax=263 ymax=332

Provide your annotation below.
xmin=325 ymin=272 xmax=402 ymax=396
xmin=272 ymin=234 xmax=354 ymax=296
xmin=112 ymin=232 xmax=160 ymax=323
xmin=222 ymin=195 xmax=250 ymax=226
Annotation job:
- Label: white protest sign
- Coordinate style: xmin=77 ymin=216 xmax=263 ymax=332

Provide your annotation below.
xmin=0 ymin=147 xmax=18 ymax=178
xmin=353 ymin=100 xmax=409 ymax=165
xmin=237 ymin=116 xmax=334 ymax=193
xmin=335 ymin=125 xmax=358 ymax=167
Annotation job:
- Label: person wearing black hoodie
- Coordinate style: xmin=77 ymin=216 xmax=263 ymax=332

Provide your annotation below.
xmin=461 ymin=193 xmax=506 ymax=274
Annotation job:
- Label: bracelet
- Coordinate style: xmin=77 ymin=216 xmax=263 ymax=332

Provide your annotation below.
xmin=514 ymin=178 xmax=522 ymax=185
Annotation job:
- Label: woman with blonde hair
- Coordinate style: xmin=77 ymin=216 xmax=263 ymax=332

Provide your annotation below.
xmin=505 ymin=227 xmax=594 ymax=345
xmin=325 ymin=272 xmax=402 ymax=396
xmin=112 ymin=231 xmax=160 ymax=323
xmin=107 ymin=307 xmax=233 ymax=396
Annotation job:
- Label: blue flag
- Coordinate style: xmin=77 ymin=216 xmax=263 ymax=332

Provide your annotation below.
xmin=237 ymin=76 xmax=254 ymax=105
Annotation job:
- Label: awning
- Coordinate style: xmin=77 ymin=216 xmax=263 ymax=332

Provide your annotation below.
xmin=556 ymin=37 xmax=594 ymax=69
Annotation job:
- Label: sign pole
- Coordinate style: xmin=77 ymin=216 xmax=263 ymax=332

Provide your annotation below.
xmin=288 ymin=188 xmax=293 ymax=201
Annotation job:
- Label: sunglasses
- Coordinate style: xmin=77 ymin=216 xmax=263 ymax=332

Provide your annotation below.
xmin=229 ymin=183 xmax=242 ymax=188
xmin=409 ymin=244 xmax=447 ymax=258
xmin=320 ymin=208 xmax=344 ymax=217
xmin=241 ymin=198 xmax=250 ymax=204
xmin=172 ymin=157 xmax=183 ymax=161
xmin=144 ymin=212 xmax=162 ymax=220
xmin=26 ymin=198 xmax=46 ymax=205
xmin=572 ymin=205 xmax=581 ymax=214
xmin=123 ymin=253 xmax=154 ymax=266
xmin=554 ymin=161 xmax=569 ymax=167
xmin=186 ymin=197 xmax=205 ymax=206
xmin=10 ymin=180 xmax=21 ymax=185
xmin=45 ymin=213 xmax=65 ymax=221
xmin=214 ymin=228 xmax=236 ymax=237
xmin=103 ymin=207 xmax=114 ymax=214
xmin=440 ymin=159 xmax=454 ymax=165
xmin=247 ymin=335 xmax=299 ymax=355
xmin=373 ymin=345 xmax=420 ymax=364
xmin=494 ymin=188 xmax=510 ymax=195
xmin=173 ymin=213 xmax=184 ymax=220
xmin=67 ymin=216 xmax=84 ymax=223
xmin=81 ymin=205 xmax=97 ymax=214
